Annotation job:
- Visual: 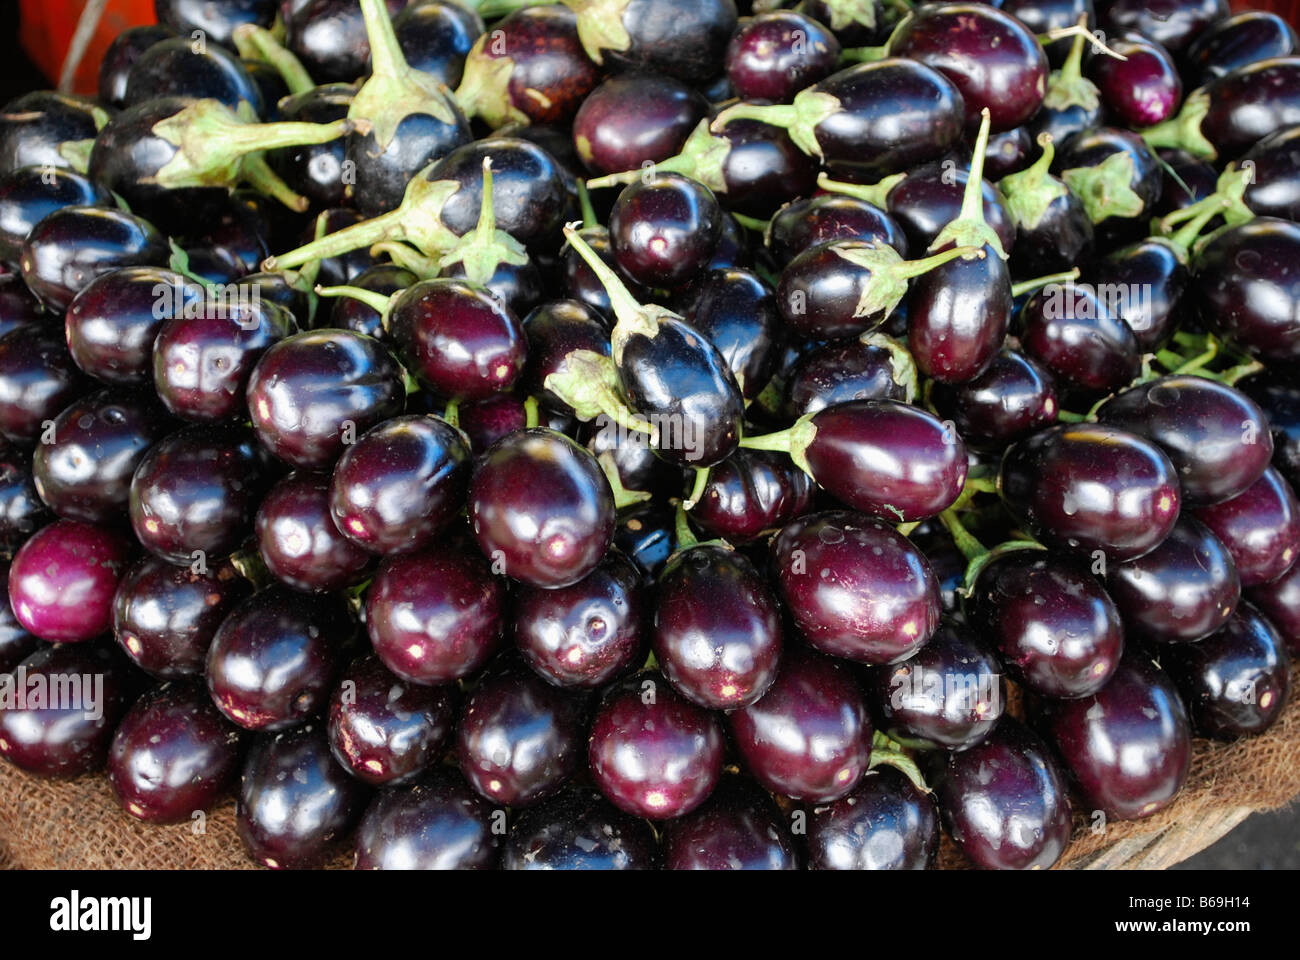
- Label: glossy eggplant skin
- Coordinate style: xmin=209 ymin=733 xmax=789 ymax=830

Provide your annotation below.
xmin=155 ymin=0 xmax=278 ymax=47
xmin=932 ymin=716 xmax=1072 ymax=871
xmin=771 ymin=511 xmax=941 ymax=665
xmin=1090 ymin=239 xmax=1187 ymax=353
xmin=1100 ymin=0 xmax=1227 ymax=56
xmin=0 ymin=167 xmax=112 ymax=266
xmin=1194 ymin=218 xmax=1300 ymax=365
xmin=785 ymin=337 xmax=911 ymax=419
xmin=886 ymin=163 xmax=1017 ymax=256
xmin=692 ymin=448 xmax=813 ymax=545
xmin=1005 ymin=180 xmax=1093 ymax=281
xmin=345 ymin=109 xmax=472 ymax=219
xmin=270 ymin=84 xmax=356 ymax=214
xmin=707 ymin=119 xmax=820 ymax=219
xmin=1249 ymin=559 xmax=1300 ymax=656
xmin=999 ymin=424 xmax=1181 ymax=562
xmin=500 ymin=786 xmax=658 ymax=870
xmin=87 ymin=97 xmax=228 ymax=233
xmin=680 ymin=268 xmax=781 ymax=401
xmin=660 ymin=775 xmax=800 ymax=871
xmin=967 ymin=549 xmax=1124 ymax=699
xmin=804 ymin=399 xmax=968 ymax=523
xmin=0 ymin=91 xmax=107 ymax=176
xmin=652 ymin=544 xmax=783 ymax=711
xmin=870 ymin=619 xmax=1005 ymax=751
xmin=618 ymin=318 xmax=744 ymax=469
xmin=809 ymin=60 xmax=968 ymax=183
xmin=1036 ymin=651 xmax=1192 ymax=822
xmin=122 ymin=38 xmax=264 ymax=114
xmin=1097 ymin=376 xmax=1274 ymax=507
xmin=236 ymin=723 xmax=370 ymax=870
xmin=394 ymin=0 xmax=484 ymax=89
xmin=427 ymin=138 xmax=569 ymax=249
xmin=907 ymin=252 xmax=1010 ymax=385
xmin=1240 ymin=126 xmax=1300 ymax=222
xmin=0 ymin=642 xmax=136 ymax=778
xmin=1185 ymin=11 xmax=1298 ymax=85
xmin=1239 ymin=372 xmax=1300 ymax=491
xmin=930 ymin=351 xmax=1058 ymax=449
xmin=768 ymin=194 xmax=909 ymax=266
xmin=353 ymin=768 xmax=501 ymax=870
xmin=1160 ymin=605 xmax=1290 ymax=740
xmin=805 ymin=766 xmax=939 ymax=871
xmin=890 ymin=3 xmax=1049 ymax=133
xmin=1200 ymin=57 xmax=1300 ymax=160
xmin=1054 ymin=127 xmax=1162 ymax=241
xmin=18 ymin=206 xmax=170 ymax=312
xmin=595 ymin=0 xmax=738 ymax=85
xmin=286 ymin=0 xmax=404 ymax=84
xmin=573 ymin=73 xmax=707 ymax=178
xmin=1107 ymin=517 xmax=1240 ymax=645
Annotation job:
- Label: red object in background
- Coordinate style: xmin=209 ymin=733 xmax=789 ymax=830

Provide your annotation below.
xmin=19 ymin=0 xmax=156 ymax=96
xmin=13 ymin=0 xmax=1300 ymax=97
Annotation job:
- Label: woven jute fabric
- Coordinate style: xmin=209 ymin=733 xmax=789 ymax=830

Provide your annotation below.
xmin=2 ymin=664 xmax=1298 ymax=870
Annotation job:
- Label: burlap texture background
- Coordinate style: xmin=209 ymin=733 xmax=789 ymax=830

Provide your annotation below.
xmin=2 ymin=662 xmax=1297 ymax=870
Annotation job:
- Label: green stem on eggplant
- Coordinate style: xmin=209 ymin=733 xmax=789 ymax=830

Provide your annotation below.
xmin=263 ymin=168 xmax=463 ymax=271
xmin=231 ymin=23 xmax=316 ymax=96
xmin=437 ymin=156 xmax=529 ymax=286
xmin=683 ymin=465 xmax=712 ymax=511
xmin=738 ymin=414 xmax=817 ymax=479
xmin=816 ymin=171 xmax=906 ymax=209
xmin=930 ymin=108 xmax=1006 ymax=259
xmin=998 ymin=132 xmax=1068 ymax=232
xmin=351 ymin=0 xmax=460 ymax=151
xmin=576 ymin=180 xmax=598 ymax=229
xmin=1009 ymin=267 xmax=1081 ymax=299
xmin=598 ymin=451 xmax=653 ymax=509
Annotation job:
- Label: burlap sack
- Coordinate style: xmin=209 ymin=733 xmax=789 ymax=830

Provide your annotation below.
xmin=2 ymin=666 xmax=1298 ymax=870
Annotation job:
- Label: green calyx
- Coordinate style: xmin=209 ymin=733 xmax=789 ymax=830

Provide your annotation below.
xmin=231 ymin=23 xmax=315 ymax=96
xmin=561 ymin=0 xmax=633 ymax=64
xmin=958 ymin=539 xmax=1046 ymax=596
xmin=543 ymin=348 xmax=650 ymax=432
xmin=597 ymin=451 xmax=653 ymax=509
xmin=738 ymin=413 xmax=818 ymax=479
xmin=998 ymin=132 xmax=1068 ymax=231
xmin=151 ymin=100 xmax=357 ymax=209
xmin=816 ymin=171 xmax=906 ymax=209
xmin=586 ymin=119 xmax=731 ymax=193
xmin=58 ymin=138 xmax=94 ymax=173
xmin=1156 ymin=162 xmax=1254 ymax=236
xmin=1062 ymin=149 xmax=1145 ymax=224
xmin=869 ymin=732 xmax=928 ymax=793
xmin=373 ymin=241 xmax=440 ymax=278
xmin=861 ymin=331 xmax=919 ymax=403
xmin=832 ymin=240 xmax=984 ymax=320
xmin=1041 ymin=19 xmax=1100 ymax=113
xmin=1152 ymin=189 xmax=1234 ymax=260
xmin=263 ymin=169 xmax=462 ymax=271
xmin=711 ymin=89 xmax=843 ymax=159
xmin=1140 ymin=89 xmax=1215 ymax=161
xmin=453 ymin=35 xmax=527 ymax=129
xmin=350 ymin=0 xmax=460 ymax=151
xmin=437 ymin=156 xmax=529 ymax=286
xmin=561 ymin=223 xmax=676 ymax=363
xmin=315 ymin=283 xmax=395 ymax=324
xmin=930 ymin=108 xmax=1008 ymax=259
xmin=822 ymin=0 xmax=879 ymax=32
